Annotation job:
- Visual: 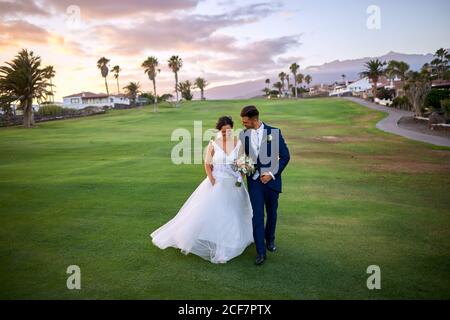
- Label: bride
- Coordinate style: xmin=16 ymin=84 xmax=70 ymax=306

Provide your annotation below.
xmin=150 ymin=116 xmax=254 ymax=264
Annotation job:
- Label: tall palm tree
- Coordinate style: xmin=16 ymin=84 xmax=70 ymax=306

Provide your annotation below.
xmin=286 ymin=74 xmax=291 ymax=97
xmin=142 ymin=57 xmax=160 ymax=112
xmin=404 ymin=70 xmax=431 ymax=116
xmin=43 ymin=65 xmax=56 ymax=103
xmin=168 ymin=55 xmax=183 ymax=106
xmin=265 ymin=78 xmax=270 ymax=91
xmin=431 ymin=48 xmax=450 ymax=80
xmin=112 ymin=65 xmax=121 ymax=95
xmin=278 ymin=72 xmax=286 ymax=94
xmin=273 ymin=81 xmax=283 ymax=96
xmin=296 ymin=73 xmax=304 ymax=92
xmin=386 ymin=60 xmax=410 ymax=81
xmin=290 ymin=63 xmax=300 ymax=98
xmin=194 ymin=77 xmax=208 ymax=100
xmin=0 ymin=49 xmax=51 ymax=127
xmin=341 ymin=74 xmax=346 ymax=84
xmin=359 ymin=59 xmax=386 ymax=99
xmin=123 ymin=81 xmax=140 ymax=106
xmin=97 ymin=57 xmax=110 ymax=95
xmin=304 ymin=74 xmax=312 ymax=87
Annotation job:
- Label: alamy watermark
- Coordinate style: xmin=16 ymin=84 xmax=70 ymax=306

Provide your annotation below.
xmin=170 ymin=121 xmax=281 ymax=174
xmin=66 ymin=265 xmax=81 ymax=290
xmin=366 ymin=265 xmax=381 ymax=290
xmin=366 ymin=5 xmax=381 ymax=30
xmin=65 ymin=5 xmax=81 ymax=30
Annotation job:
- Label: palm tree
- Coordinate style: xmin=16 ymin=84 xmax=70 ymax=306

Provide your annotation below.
xmin=286 ymin=74 xmax=291 ymax=97
xmin=273 ymin=81 xmax=283 ymax=96
xmin=296 ymin=73 xmax=304 ymax=94
xmin=395 ymin=61 xmax=410 ymax=81
xmin=265 ymin=78 xmax=270 ymax=90
xmin=142 ymin=57 xmax=160 ymax=112
xmin=290 ymin=63 xmax=300 ymax=98
xmin=359 ymin=59 xmax=386 ymax=99
xmin=168 ymin=55 xmax=183 ymax=105
xmin=112 ymin=65 xmax=121 ymax=95
xmin=177 ymin=80 xmax=193 ymax=101
xmin=304 ymin=74 xmax=312 ymax=88
xmin=0 ymin=49 xmax=51 ymax=127
xmin=97 ymin=57 xmax=110 ymax=95
xmin=123 ymin=81 xmax=140 ymax=106
xmin=194 ymin=77 xmax=208 ymax=100
xmin=341 ymin=74 xmax=346 ymax=84
xmin=404 ymin=70 xmax=431 ymax=116
xmin=43 ymin=65 xmax=56 ymax=103
xmin=386 ymin=60 xmax=410 ymax=81
xmin=430 ymin=48 xmax=450 ymax=80
xmin=278 ymin=72 xmax=286 ymax=94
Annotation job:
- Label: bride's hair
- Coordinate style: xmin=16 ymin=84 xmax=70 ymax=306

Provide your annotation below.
xmin=215 ymin=116 xmax=234 ymax=130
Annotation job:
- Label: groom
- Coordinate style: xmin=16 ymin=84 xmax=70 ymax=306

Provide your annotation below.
xmin=240 ymin=105 xmax=290 ymax=265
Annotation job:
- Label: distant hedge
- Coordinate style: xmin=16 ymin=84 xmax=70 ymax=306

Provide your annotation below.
xmin=37 ymin=105 xmax=79 ymax=116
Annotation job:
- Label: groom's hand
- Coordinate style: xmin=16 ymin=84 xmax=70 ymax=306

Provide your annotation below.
xmin=260 ymin=173 xmax=273 ymax=184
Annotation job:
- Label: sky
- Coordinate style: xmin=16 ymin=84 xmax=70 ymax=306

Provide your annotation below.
xmin=0 ymin=0 xmax=449 ymax=101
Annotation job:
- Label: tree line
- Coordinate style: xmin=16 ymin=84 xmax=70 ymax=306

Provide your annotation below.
xmin=263 ymin=63 xmax=312 ymax=98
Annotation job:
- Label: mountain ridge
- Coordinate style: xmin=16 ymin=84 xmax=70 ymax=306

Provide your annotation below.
xmin=203 ymin=50 xmax=442 ymax=100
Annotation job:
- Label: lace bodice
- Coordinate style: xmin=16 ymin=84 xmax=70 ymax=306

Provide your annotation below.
xmin=206 ymin=138 xmax=243 ymax=180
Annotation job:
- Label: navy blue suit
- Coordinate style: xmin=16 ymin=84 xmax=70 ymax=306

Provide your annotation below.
xmin=239 ymin=123 xmax=290 ymax=256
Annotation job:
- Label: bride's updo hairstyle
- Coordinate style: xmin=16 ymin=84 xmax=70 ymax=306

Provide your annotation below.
xmin=215 ymin=116 xmax=234 ymax=130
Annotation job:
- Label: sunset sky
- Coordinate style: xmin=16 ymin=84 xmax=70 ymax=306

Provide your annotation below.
xmin=1 ymin=0 xmax=449 ymax=100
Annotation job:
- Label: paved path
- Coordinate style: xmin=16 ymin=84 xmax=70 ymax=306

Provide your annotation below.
xmin=345 ymin=97 xmax=450 ymax=147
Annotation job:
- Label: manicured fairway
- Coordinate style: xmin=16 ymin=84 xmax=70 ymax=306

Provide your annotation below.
xmin=0 ymin=98 xmax=449 ymax=299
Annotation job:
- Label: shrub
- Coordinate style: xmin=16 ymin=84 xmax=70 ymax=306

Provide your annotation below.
xmin=37 ymin=105 xmax=80 ymax=117
xmin=441 ymin=99 xmax=450 ymax=118
xmin=425 ymin=89 xmax=450 ymax=111
xmin=376 ymin=88 xmax=395 ymax=100
xmin=392 ymin=96 xmax=412 ymax=110
xmin=37 ymin=105 xmax=64 ymax=116
xmin=159 ymin=93 xmax=173 ymax=102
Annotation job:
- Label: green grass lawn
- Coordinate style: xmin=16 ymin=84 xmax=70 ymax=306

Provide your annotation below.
xmin=0 ymin=98 xmax=449 ymax=299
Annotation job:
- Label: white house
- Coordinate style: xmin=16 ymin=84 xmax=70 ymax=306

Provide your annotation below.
xmin=347 ymin=77 xmax=372 ymax=93
xmin=329 ymin=77 xmax=374 ymax=97
xmin=329 ymin=84 xmax=351 ymax=96
xmin=63 ymin=92 xmax=130 ymax=109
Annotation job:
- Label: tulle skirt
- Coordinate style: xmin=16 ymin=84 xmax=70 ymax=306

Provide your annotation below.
xmin=150 ymin=176 xmax=254 ymax=264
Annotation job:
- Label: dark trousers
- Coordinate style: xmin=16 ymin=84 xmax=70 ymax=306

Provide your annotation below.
xmin=247 ymin=178 xmax=280 ymax=256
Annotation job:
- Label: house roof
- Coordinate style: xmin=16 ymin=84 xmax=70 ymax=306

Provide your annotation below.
xmin=63 ymin=92 xmax=109 ymax=98
xmin=432 ymin=80 xmax=450 ymax=88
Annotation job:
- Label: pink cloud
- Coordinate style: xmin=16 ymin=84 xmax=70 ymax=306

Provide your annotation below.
xmin=41 ymin=0 xmax=199 ymax=18
xmin=210 ymin=35 xmax=303 ymax=72
xmin=91 ymin=3 xmax=284 ymax=56
xmin=0 ymin=20 xmax=49 ymax=46
xmin=0 ymin=20 xmax=86 ymax=56
xmin=0 ymin=0 xmax=48 ymax=17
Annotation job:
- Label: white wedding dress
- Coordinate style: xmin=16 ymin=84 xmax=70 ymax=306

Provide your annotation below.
xmin=150 ymin=138 xmax=254 ymax=264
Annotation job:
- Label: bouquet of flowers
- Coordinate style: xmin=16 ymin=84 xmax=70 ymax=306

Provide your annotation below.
xmin=232 ymin=155 xmax=256 ymax=187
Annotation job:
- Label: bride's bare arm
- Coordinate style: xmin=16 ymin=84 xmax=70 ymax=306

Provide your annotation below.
xmin=204 ymin=141 xmax=216 ymax=185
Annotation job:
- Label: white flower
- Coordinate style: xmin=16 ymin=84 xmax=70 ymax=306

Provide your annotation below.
xmin=267 ymin=134 xmax=273 ymax=142
xmin=233 ymin=155 xmax=256 ymax=178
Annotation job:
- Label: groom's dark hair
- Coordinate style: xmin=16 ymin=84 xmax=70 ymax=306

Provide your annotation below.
xmin=240 ymin=105 xmax=259 ymax=119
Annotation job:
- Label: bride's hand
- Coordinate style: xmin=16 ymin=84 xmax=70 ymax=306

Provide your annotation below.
xmin=209 ymin=176 xmax=216 ymax=186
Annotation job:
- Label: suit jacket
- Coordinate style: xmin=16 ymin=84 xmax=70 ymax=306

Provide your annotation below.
xmin=239 ymin=123 xmax=290 ymax=193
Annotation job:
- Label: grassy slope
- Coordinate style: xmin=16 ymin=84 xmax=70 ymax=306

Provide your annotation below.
xmin=0 ymin=98 xmax=449 ymax=299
